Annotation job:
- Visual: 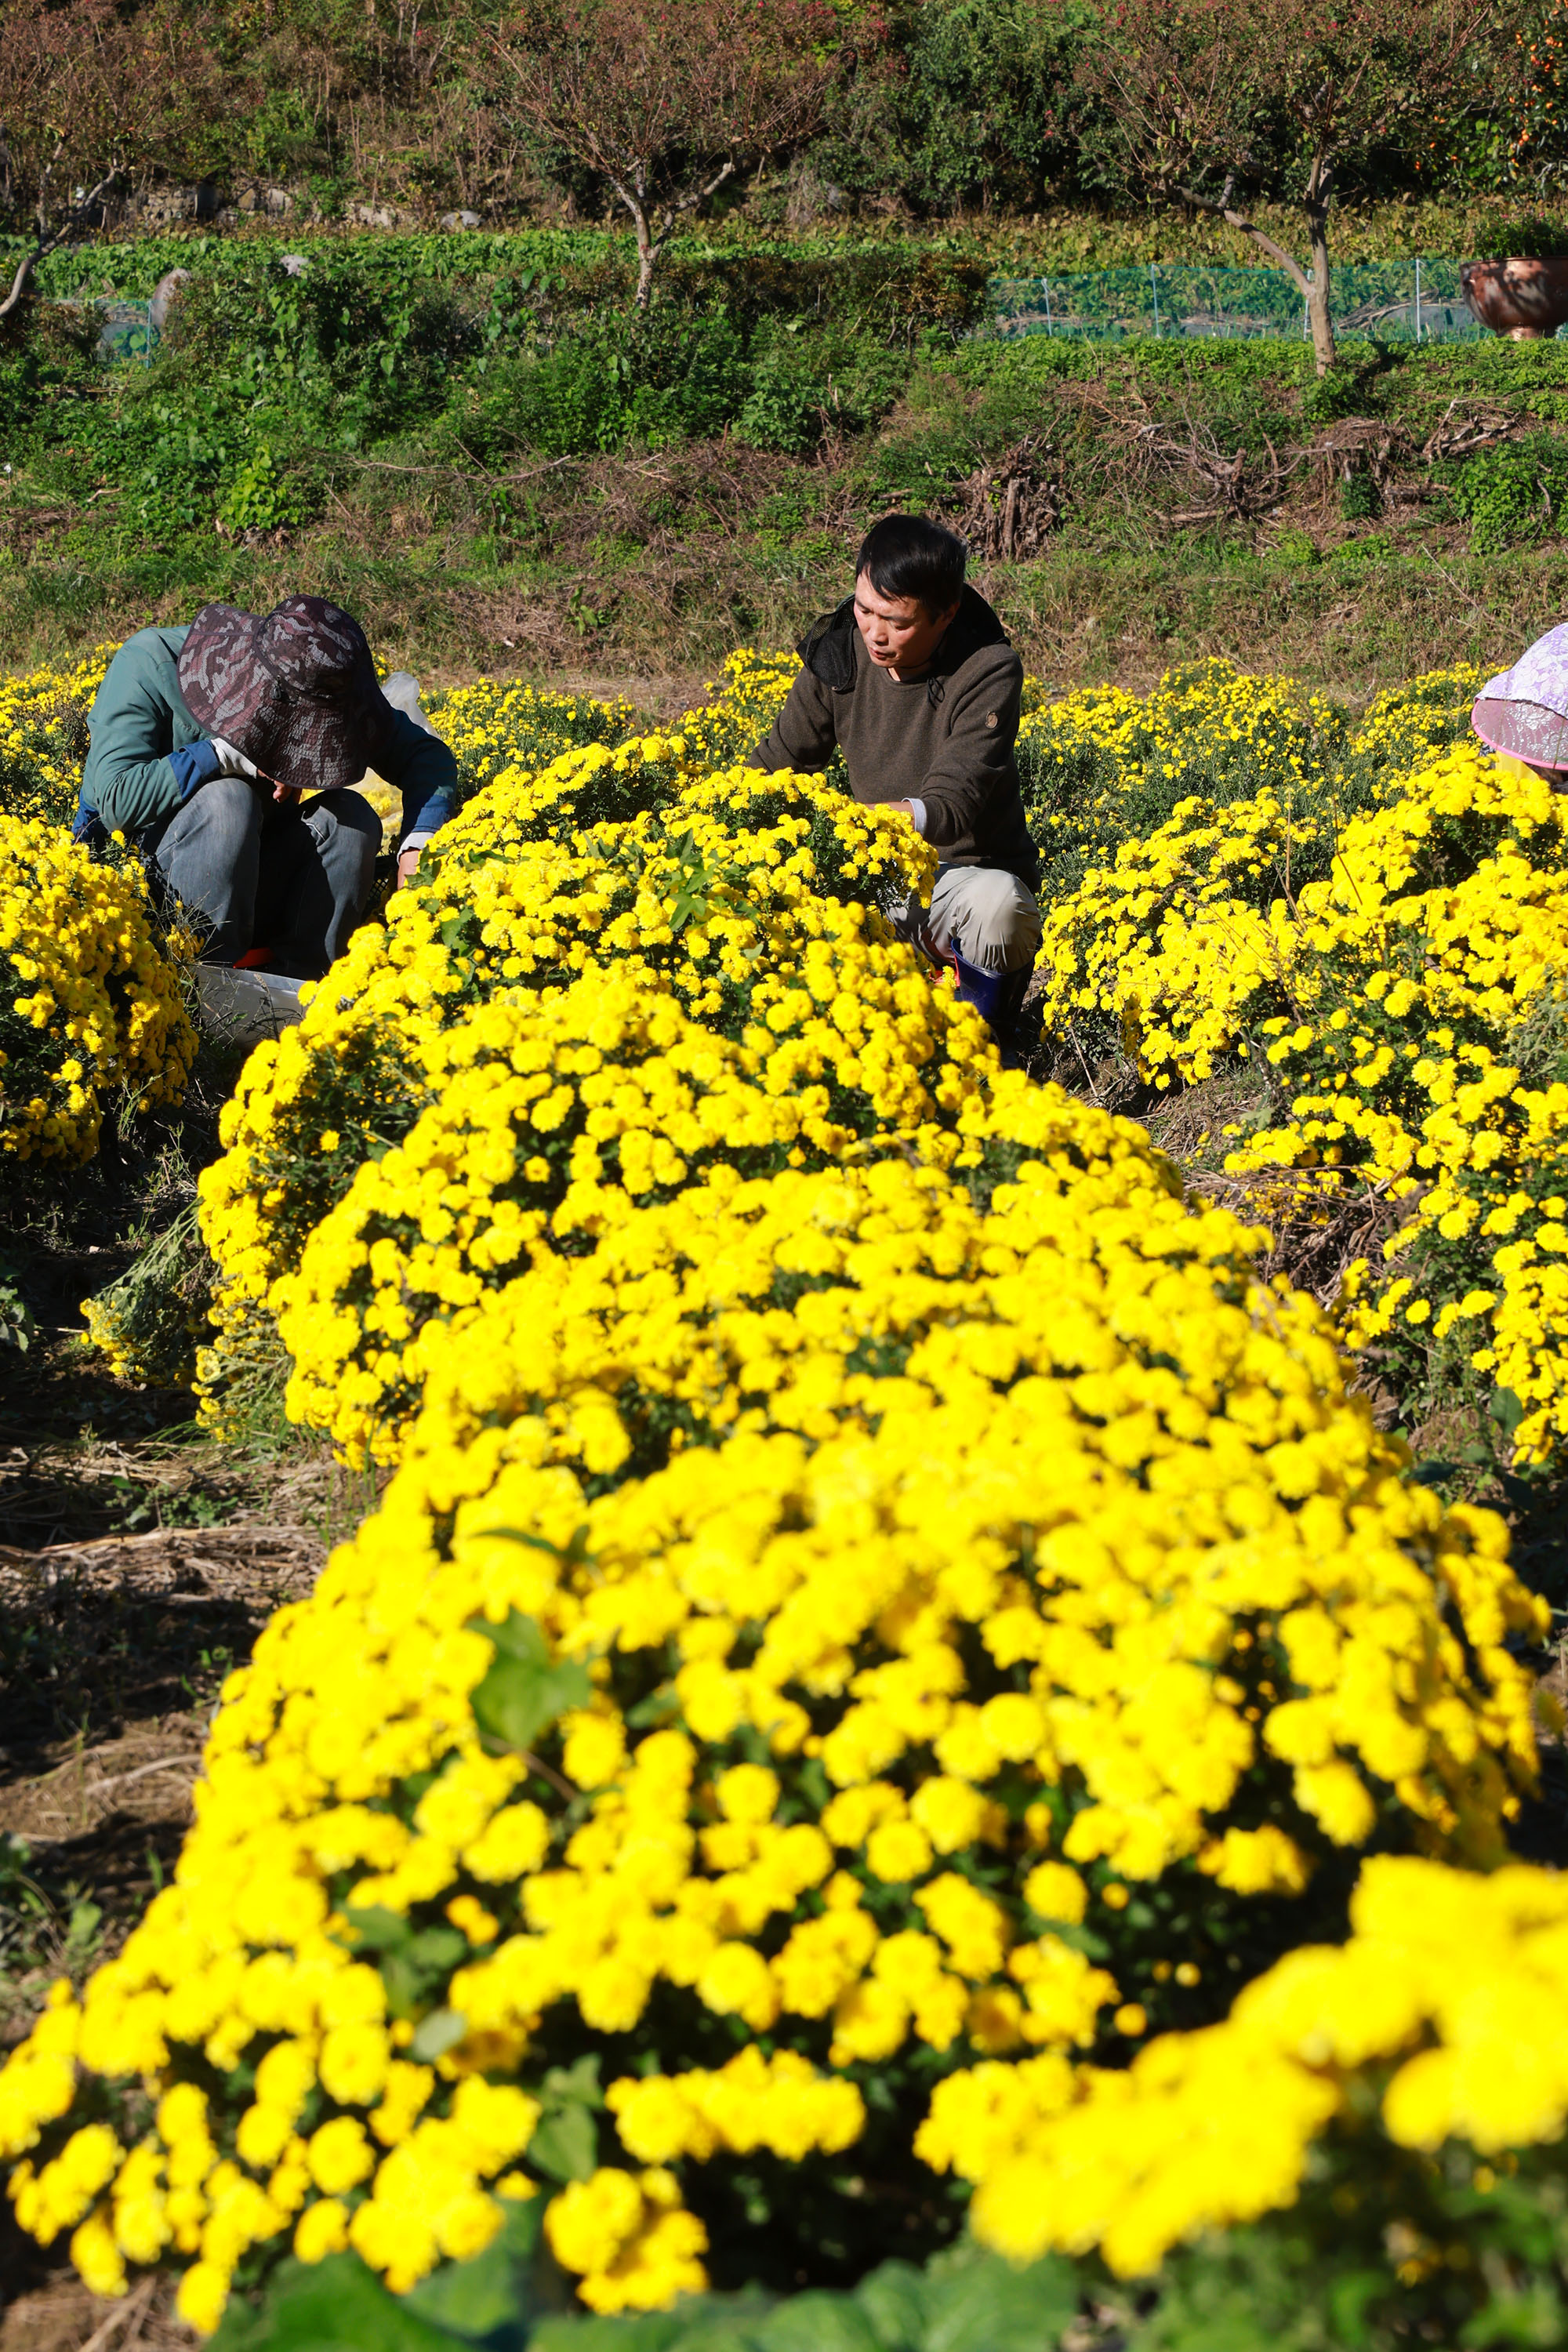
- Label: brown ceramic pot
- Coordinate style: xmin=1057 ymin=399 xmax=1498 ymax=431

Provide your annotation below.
xmin=1462 ymin=256 xmax=1568 ymax=339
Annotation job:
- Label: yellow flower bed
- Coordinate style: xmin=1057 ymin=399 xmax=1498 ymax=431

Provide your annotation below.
xmin=428 ymin=679 xmax=640 ymax=798
xmin=1033 ymin=674 xmax=1504 ymax=1081
xmin=1032 ymin=708 xmax=1568 ymax=1460
xmin=673 ymin=649 xmax=802 ymax=771
xmin=1016 ymin=658 xmax=1481 ymax=895
xmin=0 ymin=1113 xmax=1542 ymax=2328
xmin=266 ymin=948 xmax=991 ymax=1461
xmin=393 ymin=1087 xmax=1181 ymax=1475
xmin=0 ymin=815 xmax=195 ymax=1161
xmin=1224 ymin=753 xmax=1568 ymax=1447
xmin=0 ymin=644 xmax=117 ymax=828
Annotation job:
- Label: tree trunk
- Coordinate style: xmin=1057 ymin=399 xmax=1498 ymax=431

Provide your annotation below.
xmin=605 ymin=172 xmax=660 ymax=309
xmin=617 ymin=189 xmax=656 ymax=307
xmin=1303 ymin=154 xmax=1336 ymax=376
xmin=1202 ymin=181 xmax=1334 ymax=375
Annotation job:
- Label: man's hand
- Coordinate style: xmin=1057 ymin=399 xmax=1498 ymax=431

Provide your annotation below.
xmin=396 ymin=844 xmax=423 ymax=889
xmin=882 ymin=799 xmax=919 ymax=825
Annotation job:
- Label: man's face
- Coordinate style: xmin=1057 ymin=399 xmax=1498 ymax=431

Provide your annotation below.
xmin=853 ymin=572 xmax=960 ymax=676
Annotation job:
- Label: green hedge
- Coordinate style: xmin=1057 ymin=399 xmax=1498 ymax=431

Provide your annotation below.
xmin=24 ymin=232 xmax=989 ymax=337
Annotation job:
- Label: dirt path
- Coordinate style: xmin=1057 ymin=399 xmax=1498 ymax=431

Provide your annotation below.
xmin=0 ymin=1309 xmax=368 ymax=2346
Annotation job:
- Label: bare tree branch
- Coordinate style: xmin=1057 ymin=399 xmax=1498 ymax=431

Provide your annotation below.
xmin=0 ymin=167 xmax=120 ymax=321
xmin=1167 ymin=174 xmax=1315 ymax=299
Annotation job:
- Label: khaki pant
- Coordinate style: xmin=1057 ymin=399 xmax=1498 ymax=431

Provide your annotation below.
xmin=895 ymin=864 xmax=1041 ymax=974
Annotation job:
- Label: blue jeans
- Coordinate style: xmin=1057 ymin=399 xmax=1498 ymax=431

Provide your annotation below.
xmin=146 ymin=778 xmax=379 ymax=978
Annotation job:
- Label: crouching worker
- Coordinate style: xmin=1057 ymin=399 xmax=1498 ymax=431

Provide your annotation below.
xmin=748 ymin=513 xmax=1041 ymax=1055
xmin=74 ymin=596 xmax=459 ymax=978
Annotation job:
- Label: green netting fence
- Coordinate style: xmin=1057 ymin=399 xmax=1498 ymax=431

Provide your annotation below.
xmin=52 ymin=255 xmax=1547 ymax=361
xmin=985 ymin=260 xmax=1517 ymax=343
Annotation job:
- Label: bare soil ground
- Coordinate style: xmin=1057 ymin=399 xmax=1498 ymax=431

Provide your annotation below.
xmin=0 ymin=1283 xmax=366 ymax=2346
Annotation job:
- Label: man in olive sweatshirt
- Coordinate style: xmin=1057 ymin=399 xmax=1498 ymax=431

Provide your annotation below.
xmin=749 ymin=513 xmax=1041 ymax=1048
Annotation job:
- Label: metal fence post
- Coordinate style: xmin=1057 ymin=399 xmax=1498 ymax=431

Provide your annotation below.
xmin=1043 ymin=275 xmax=1054 ymax=337
xmin=1414 ymin=258 xmax=1422 ymax=343
xmin=1150 ymin=261 xmax=1160 ymax=338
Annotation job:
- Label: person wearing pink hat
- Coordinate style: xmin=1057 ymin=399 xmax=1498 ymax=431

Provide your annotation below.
xmin=1472 ymin=626 xmax=1568 ymax=781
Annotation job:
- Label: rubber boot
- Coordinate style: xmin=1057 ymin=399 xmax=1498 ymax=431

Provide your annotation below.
xmin=953 ymin=952 xmax=1034 ymax=1069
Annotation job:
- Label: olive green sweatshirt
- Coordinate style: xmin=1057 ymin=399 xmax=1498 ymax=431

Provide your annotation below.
xmin=747 ymin=586 xmax=1040 ymax=885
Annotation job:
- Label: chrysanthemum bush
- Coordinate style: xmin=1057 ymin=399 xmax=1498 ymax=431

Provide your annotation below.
xmin=1031 ymin=663 xmax=1493 ymax=1061
xmin=192 ymin=753 xmax=984 ymax=1446
xmin=0 ymin=813 xmax=196 ymax=1163
xmin=1017 ymin=659 xmax=1483 ymax=913
xmin=423 ymin=647 xmax=802 ymax=815
xmin=2 ymin=1109 xmax=1546 ymax=2332
xmin=265 ymin=942 xmax=996 ymax=1464
xmin=0 ymin=643 xmax=116 ymax=828
xmin=943 ymin=1849 xmax=1568 ymax=2345
xmin=426 ymin=680 xmax=640 ymax=801
xmin=1035 ymin=724 xmax=1568 ymax=1461
xmin=1228 ymin=750 xmax=1568 ymax=1461
xmin=670 ymin=649 xmax=803 ymax=773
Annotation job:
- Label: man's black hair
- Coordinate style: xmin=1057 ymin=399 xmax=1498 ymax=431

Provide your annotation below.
xmin=855 ymin=513 xmax=966 ymax=618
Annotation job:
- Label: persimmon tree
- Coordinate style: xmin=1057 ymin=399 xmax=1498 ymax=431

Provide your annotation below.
xmin=488 ymin=0 xmax=841 ymax=306
xmin=0 ymin=0 xmax=227 ymax=318
xmin=1062 ymin=0 xmax=1523 ymax=372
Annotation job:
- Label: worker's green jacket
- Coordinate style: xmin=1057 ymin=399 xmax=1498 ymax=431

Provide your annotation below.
xmin=74 ymin=626 xmax=459 ymax=846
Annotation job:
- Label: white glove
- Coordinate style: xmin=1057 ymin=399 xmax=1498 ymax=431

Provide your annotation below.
xmin=210 ymin=736 xmax=261 ymax=780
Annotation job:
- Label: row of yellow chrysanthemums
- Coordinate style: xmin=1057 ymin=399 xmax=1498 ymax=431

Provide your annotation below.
xmin=1015 ymin=657 xmax=1484 ymax=883
xmin=187 ymin=738 xmax=967 ymax=1447
xmin=0 ymin=644 xmax=117 ymax=829
xmin=0 ymin=633 xmax=1481 ymax=851
xmin=9 ymin=1097 xmax=1550 ymax=2328
xmin=0 ymin=646 xmax=194 ymax=1160
xmin=1035 ymin=724 xmax=1568 ymax=1461
xmin=425 ymin=652 xmax=804 ymax=793
xmin=16 ymin=657 xmax=1555 ymax=2333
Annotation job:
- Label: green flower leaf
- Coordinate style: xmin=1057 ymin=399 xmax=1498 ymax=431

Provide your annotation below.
xmin=466 ymin=1605 xmax=592 ymax=1755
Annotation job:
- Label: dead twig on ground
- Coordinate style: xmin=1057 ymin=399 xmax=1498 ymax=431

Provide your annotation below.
xmin=946 ymin=433 xmax=1065 ymax=557
xmin=1418 ymin=397 xmax=1514 ymax=466
xmin=73 ymin=1757 xmax=200 ymax=1802
xmin=76 ymin=2278 xmax=158 ymax=2352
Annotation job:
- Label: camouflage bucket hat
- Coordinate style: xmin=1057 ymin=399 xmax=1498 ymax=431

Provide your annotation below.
xmin=176 ymin=595 xmax=397 ymax=797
